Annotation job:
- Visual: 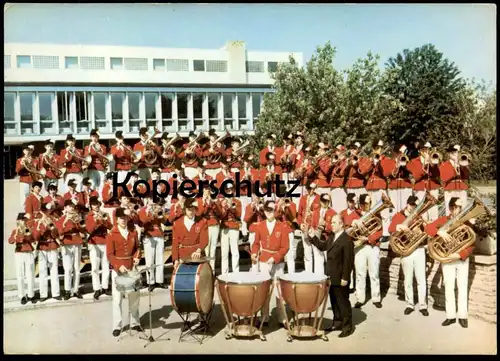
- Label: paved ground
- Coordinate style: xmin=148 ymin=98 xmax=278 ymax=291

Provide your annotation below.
xmin=3 ymin=288 xmax=497 ymax=354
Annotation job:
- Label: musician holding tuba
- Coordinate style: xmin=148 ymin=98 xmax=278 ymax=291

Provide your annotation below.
xmin=159 ymin=132 xmax=181 ymax=181
xmin=8 ymin=213 xmax=37 ymax=305
xmin=386 ymin=145 xmax=413 ymax=214
xmin=388 ymin=195 xmax=429 ymax=317
xmin=84 ymin=128 xmax=111 ymax=195
xmin=86 ymin=197 xmax=113 ymax=300
xmin=16 ymin=144 xmax=39 ymax=205
xmin=439 ymin=145 xmax=470 ymax=215
xmin=38 ymin=139 xmax=63 ymax=194
xmin=203 ymin=128 xmax=226 ymax=178
xmin=60 ymin=134 xmax=88 ymax=193
xmin=134 ymin=127 xmax=161 ymax=180
xmin=110 ymin=131 xmax=137 ymax=184
xmin=182 ymin=131 xmax=204 ymax=179
xmin=424 ymin=197 xmax=476 ymax=328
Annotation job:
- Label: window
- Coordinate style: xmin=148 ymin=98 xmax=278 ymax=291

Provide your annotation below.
xmin=193 ymin=93 xmax=204 ymax=119
xmin=56 ymin=92 xmax=70 ymax=121
xmin=246 ymin=61 xmax=264 ymax=73
xmin=4 ymin=93 xmax=15 ymax=121
xmin=93 ymin=93 xmax=107 ymax=120
xmin=75 ymin=92 xmax=90 ymax=122
xmin=206 ymin=60 xmax=227 ymax=72
xmin=33 ymin=55 xmax=59 ymax=69
xmin=65 ymin=56 xmax=79 ymax=69
xmin=223 ymin=93 xmax=233 ymax=118
xmin=161 ymin=93 xmax=173 ymax=119
xmin=20 ymin=93 xmax=34 ymax=121
xmin=267 ymin=61 xmax=278 ymax=72
xmin=238 ymin=93 xmax=248 ymax=119
xmin=177 ymin=93 xmax=189 ymax=119
xmin=252 ymin=93 xmax=262 ymax=118
xmin=208 ymin=93 xmax=218 ymax=118
xmin=128 ymin=93 xmax=141 ymax=119
xmin=193 ymin=60 xmax=205 ymax=72
xmin=39 ymin=93 xmax=53 ymax=121
xmin=166 ymin=59 xmax=189 ymax=72
xmin=110 ymin=57 xmax=123 ymax=70
xmin=80 ymin=56 xmax=105 ymax=70
xmin=111 ymin=93 xmax=124 ymax=119
xmin=5 ymin=55 xmax=11 ymax=69
xmin=124 ymin=57 xmax=148 ymax=71
xmin=145 ymin=93 xmax=157 ymax=119
xmin=153 ymin=59 xmax=165 ymax=71
xmin=17 ymin=55 xmax=32 ymax=68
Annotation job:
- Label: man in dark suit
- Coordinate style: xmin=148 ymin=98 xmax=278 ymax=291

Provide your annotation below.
xmin=309 ymin=214 xmax=355 ymax=338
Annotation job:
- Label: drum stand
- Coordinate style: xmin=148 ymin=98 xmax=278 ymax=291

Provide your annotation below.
xmin=176 ymin=307 xmax=214 ymax=345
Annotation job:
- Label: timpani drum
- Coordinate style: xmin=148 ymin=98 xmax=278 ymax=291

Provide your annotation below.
xmin=278 ymin=272 xmax=330 ymax=342
xmin=216 ymin=272 xmax=273 ymax=341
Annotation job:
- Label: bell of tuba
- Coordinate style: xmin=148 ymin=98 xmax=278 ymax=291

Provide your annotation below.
xmin=428 ymin=197 xmax=489 ymax=263
xmin=22 ymin=157 xmax=47 ymax=181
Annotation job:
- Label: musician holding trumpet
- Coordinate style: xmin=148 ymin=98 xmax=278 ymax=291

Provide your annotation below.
xmin=111 ymin=131 xmax=137 ymax=184
xmin=386 ymin=145 xmax=413 ymax=214
xmin=59 ymin=134 xmax=87 ymax=193
xmin=84 ymin=128 xmax=111 ymax=196
xmin=440 ymin=145 xmax=470 ymax=215
xmin=16 ymin=144 xmax=38 ymax=206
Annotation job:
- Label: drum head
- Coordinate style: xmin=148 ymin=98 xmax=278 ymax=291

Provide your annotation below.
xmin=182 ymin=256 xmax=213 ymax=264
xmin=217 ymin=272 xmax=271 ymax=284
xmin=279 ymin=271 xmax=328 ymax=283
xmin=198 ymin=263 xmax=214 ymax=314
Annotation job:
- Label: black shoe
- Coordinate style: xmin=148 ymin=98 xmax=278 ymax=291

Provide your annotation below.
xmin=420 ymin=309 xmax=429 ymax=317
xmin=278 ymin=322 xmax=286 ymax=329
xmin=458 ymin=319 xmax=468 ymax=328
xmin=20 ymin=297 xmax=28 ymax=305
xmin=354 ymin=302 xmax=363 ymax=309
xmin=63 ymin=292 xmax=70 ymax=301
xmin=373 ymin=302 xmax=382 ymax=309
xmin=39 ymin=297 xmax=48 ymax=303
xmin=256 ymin=320 xmax=269 ymax=328
xmin=93 ymin=290 xmax=102 ymax=300
xmin=442 ymin=319 xmax=456 ymax=326
xmin=74 ymin=292 xmax=83 ymax=299
xmin=349 ymin=288 xmax=355 ymax=294
xmin=404 ymin=307 xmax=414 ymax=315
xmin=104 ymin=288 xmax=112 ymax=296
xmin=148 ymin=284 xmax=156 ymax=292
xmin=112 ymin=329 xmax=121 ymax=337
xmin=339 ymin=327 xmax=355 ymax=338
xmin=53 ymin=295 xmax=63 ymax=301
xmin=29 ymin=297 xmax=37 ymax=304
xmin=131 ymin=325 xmax=143 ymax=332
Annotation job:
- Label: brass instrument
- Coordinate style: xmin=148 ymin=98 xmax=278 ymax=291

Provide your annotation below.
xmin=215 ymin=129 xmax=231 ymax=146
xmin=301 ymin=194 xmax=315 ymax=233
xmin=186 ymin=132 xmax=205 ymax=153
xmin=62 ymin=211 xmax=85 ymax=229
xmin=42 ymin=150 xmax=66 ymax=178
xmin=459 ymin=152 xmax=471 ymax=167
xmin=392 ymin=153 xmax=410 ymax=178
xmin=91 ymin=142 xmax=113 ymax=169
xmin=16 ymin=220 xmax=32 ymax=238
xmin=67 ymin=147 xmax=92 ymax=168
xmin=161 ymin=133 xmax=181 ymax=168
xmin=347 ymin=193 xmax=394 ymax=248
xmin=94 ymin=210 xmax=110 ymax=222
xmin=117 ymin=140 xmax=142 ymax=163
xmin=389 ymin=192 xmax=439 ymax=257
xmin=21 ymin=157 xmax=46 ymax=181
xmin=428 ymin=197 xmax=489 ymax=263
xmin=150 ymin=204 xmax=165 ymax=219
xmin=313 ymin=149 xmax=334 ymax=173
xmin=143 ymin=128 xmax=161 ymax=166
xmin=233 ymin=140 xmax=251 ymax=156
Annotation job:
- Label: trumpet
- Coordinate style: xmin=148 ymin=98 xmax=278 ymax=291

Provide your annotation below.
xmin=63 ymin=211 xmax=84 ymax=228
xmin=94 ymin=210 xmax=110 ymax=222
xmin=67 ymin=147 xmax=92 ymax=167
xmin=21 ymin=157 xmax=46 ymax=181
xmin=91 ymin=142 xmax=113 ymax=168
xmin=459 ymin=152 xmax=471 ymax=166
xmin=116 ymin=139 xmax=142 ymax=163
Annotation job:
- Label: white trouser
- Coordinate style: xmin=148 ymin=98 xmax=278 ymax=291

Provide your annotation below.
xmin=442 ymin=258 xmax=470 ymax=319
xmin=388 ymin=188 xmax=413 ymax=214
xmin=301 ymin=232 xmax=325 ymax=275
xmin=205 ymin=225 xmax=220 ymax=272
xmin=240 ymin=196 xmax=251 ymax=236
xmin=415 ymin=189 xmax=440 ymax=222
xmin=367 ymin=189 xmax=390 ymax=237
xmin=38 ymin=249 xmax=60 ymax=298
xmin=143 ymin=236 xmax=164 ymax=285
xmin=401 ymin=247 xmax=427 ymax=310
xmin=205 ymin=168 xmax=220 ymax=179
xmin=15 ymin=252 xmax=35 ymax=299
xmin=160 ymin=172 xmax=175 ymax=182
xmin=63 ymin=173 xmax=83 ymax=193
xmin=184 ymin=167 xmax=198 ymax=180
xmin=316 ymin=187 xmax=331 ymax=195
xmin=285 ymin=232 xmax=297 ymax=273
xmin=346 ymin=187 xmax=366 ymax=200
xmin=257 ymin=262 xmax=286 ymax=323
xmin=86 ymin=170 xmax=106 ymax=198
xmin=117 ymin=170 xmax=129 ymax=185
xmin=248 ymin=232 xmax=257 ymax=272
xmin=354 ymin=244 xmax=381 ymax=304
xmin=89 ymin=244 xmax=110 ymax=291
xmin=444 ymin=190 xmax=468 ymax=216
xmin=111 ymin=270 xmax=141 ymax=330
xmin=221 ymin=228 xmax=240 ymax=274
xmin=138 ymin=168 xmax=151 ymax=181
xmin=20 ymin=182 xmax=31 ymax=208
xmin=61 ymin=245 xmax=82 ymax=293
xmin=331 ymin=188 xmax=347 ymax=213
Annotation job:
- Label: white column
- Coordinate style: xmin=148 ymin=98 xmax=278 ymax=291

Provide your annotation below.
xmin=139 ymin=92 xmax=147 ymax=128
xmin=123 ymin=92 xmax=130 ymax=133
xmin=217 ymin=93 xmax=224 ymax=130
xmin=232 ymin=92 xmax=238 ymax=130
xmin=156 ymin=92 xmax=162 ymax=131
xmin=202 ymin=92 xmax=209 ymax=130
xmin=34 ymin=92 xmax=40 ymax=135
xmin=172 ymin=93 xmax=179 ymax=132
xmin=187 ymin=93 xmax=194 ymax=131
xmin=106 ymin=92 xmax=112 ymax=132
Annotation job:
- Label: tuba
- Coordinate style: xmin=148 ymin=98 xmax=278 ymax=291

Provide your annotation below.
xmin=161 ymin=133 xmax=181 ymax=169
xmin=22 ymin=157 xmax=47 ymax=181
xmin=347 ymin=193 xmax=394 ymax=248
xmin=68 ymin=147 xmax=92 ymax=169
xmin=428 ymin=197 xmax=489 ymax=263
xmin=389 ymin=192 xmax=439 ymax=257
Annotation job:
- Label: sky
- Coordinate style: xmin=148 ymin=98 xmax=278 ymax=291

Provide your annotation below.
xmin=4 ymin=3 xmax=497 ymax=87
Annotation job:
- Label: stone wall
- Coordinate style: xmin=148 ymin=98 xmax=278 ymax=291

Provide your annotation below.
xmin=378 ymin=243 xmax=497 ymax=324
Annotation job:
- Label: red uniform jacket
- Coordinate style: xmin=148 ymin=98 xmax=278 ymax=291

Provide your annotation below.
xmin=84 ymin=143 xmax=108 ymax=171
xmin=238 ymin=167 xmax=259 ymax=194
xmin=63 ymin=191 xmax=86 ymax=209
xmin=9 ymin=227 xmax=36 ymax=253
xmin=60 ymin=148 xmax=84 ymax=174
xmin=203 ymin=143 xmax=225 ymax=169
xmin=225 ymin=149 xmax=242 ymax=170
xmin=251 ymin=221 xmax=289 ymax=263
xmin=340 ymin=208 xmax=362 ymax=227
xmin=424 ymin=215 xmax=474 ymax=260
xmin=138 ymin=207 xmax=164 ymax=238
xmin=102 ymin=183 xmax=121 ymax=208
xmin=344 ymin=157 xmax=370 ymax=189
xmin=192 ymin=174 xmax=214 ymax=189
xmin=160 ymin=146 xmax=178 ymax=173
xmin=134 ymin=141 xmax=161 ymax=169
xmin=439 ymin=160 xmax=469 ymax=191
xmin=38 ymin=153 xmax=60 ymax=180
xmin=56 ymin=215 xmax=85 ymax=245
xmin=16 ymin=157 xmax=37 ymax=184
xmin=182 ymin=144 xmax=203 ymax=169
xmin=259 ymin=146 xmax=283 ymax=166
xmin=275 ymin=202 xmax=298 ymax=234
xmin=329 ymin=159 xmax=347 ymax=188
xmin=244 ymin=204 xmax=266 ymax=233
xmin=278 ymin=145 xmax=295 ymax=172
xmin=388 ymin=211 xmax=407 ymax=234
xmin=106 ymin=226 xmax=141 ymax=271
xmin=86 ymin=211 xmax=114 ymax=245
xmin=112 ymin=208 xmax=140 ymax=226
xmin=81 ymin=189 xmax=100 ymax=208
xmin=216 ymin=170 xmax=236 ymax=187
xmin=198 ymin=199 xmax=223 ymax=226
xmin=33 ymin=218 xmax=60 ymax=251
xmin=384 ymin=158 xmax=413 ymax=189
xmin=310 ymin=207 xmax=337 ymax=232
xmin=172 ymin=217 xmax=209 ymax=261
xmin=314 ymin=158 xmax=332 ymax=188
xmin=259 ymin=165 xmax=283 ymax=185
xmin=297 ymin=194 xmax=321 ymax=225
xmin=296 ymin=159 xmax=315 ymax=186
xmin=361 ymin=156 xmax=390 ymax=191
xmin=407 ymin=157 xmax=441 ymax=191
xmin=220 ymin=198 xmax=242 ymax=229
xmin=111 ymin=144 xmax=133 ymax=171
xmin=25 ymin=193 xmax=43 ymax=218
xmin=43 ymin=195 xmax=65 ymax=216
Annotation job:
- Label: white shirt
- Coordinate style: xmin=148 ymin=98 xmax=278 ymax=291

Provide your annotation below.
xmin=266 ymin=219 xmax=276 ymax=234
xmin=184 ymin=215 xmax=195 ymax=231
xmin=118 ymin=225 xmax=129 ymax=240
xmin=333 ymin=231 xmax=344 ymax=244
xmin=347 ymin=208 xmax=355 ymax=215
xmin=320 ymin=208 xmax=326 ymax=218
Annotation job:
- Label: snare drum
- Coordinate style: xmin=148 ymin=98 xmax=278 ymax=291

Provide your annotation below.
xmin=170 ymin=261 xmax=214 ymax=314
xmin=278 ymin=272 xmax=329 ymax=313
xmin=115 ymin=270 xmax=142 ymax=294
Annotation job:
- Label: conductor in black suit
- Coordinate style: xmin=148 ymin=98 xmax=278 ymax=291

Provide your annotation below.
xmin=309 ymin=214 xmax=355 ymax=338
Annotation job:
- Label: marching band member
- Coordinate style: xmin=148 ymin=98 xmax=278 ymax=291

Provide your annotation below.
xmin=308 ymin=214 xmax=355 ymax=338
xmin=293 ymin=146 xmax=314 ymax=206
xmin=126 ymin=171 xmax=140 ymax=198
xmin=138 ymin=194 xmax=168 ymax=291
xmin=275 ymin=187 xmax=298 ymax=274
xmin=408 ymin=142 xmax=441 ymax=222
xmin=102 ymin=172 xmax=121 ymax=223
xmin=227 ymin=136 xmax=243 ymax=174
xmin=81 ymin=177 xmax=100 ymax=212
xmin=340 ymin=193 xmax=362 ymax=228
xmin=159 ymin=132 xmax=178 ymax=181
xmin=111 ymin=131 xmax=135 ymax=184
xmin=56 ymin=200 xmax=86 ymax=300
xmin=329 ymin=145 xmax=348 ymax=213
xmin=386 ymin=145 xmax=413 ymax=214
xmin=344 ymin=142 xmax=370 ymax=199
xmin=63 ymin=179 xmax=85 ymax=212
xmin=134 ymin=127 xmax=160 ymax=180
xmin=9 ymin=213 xmax=37 ymax=305
xmin=424 ymin=197 xmax=474 ymax=328
xmin=203 ymin=129 xmax=224 ymax=178
xmin=169 ymin=194 xmax=186 ymax=224
xmin=24 ymin=181 xmax=43 ymax=220
xmin=38 ymin=139 xmax=60 ymax=195
xmin=114 ymin=195 xmax=140 ymax=227
xmin=293 ymin=131 xmax=305 ymax=164
xmin=297 ymin=182 xmax=320 ymax=273
xmin=388 ymin=195 xmax=429 ymax=316
xmin=16 ymin=144 xmax=37 ymax=206
xmin=440 ymin=145 xmax=469 ymax=215
xmin=259 ymin=152 xmax=282 ymax=198
xmin=199 ymin=188 xmax=223 ymax=272
xmin=86 ymin=196 xmax=113 ymax=300
xmin=239 ymin=155 xmax=258 ymax=236
xmin=84 ymin=128 xmax=109 ymax=195
xmin=182 ymin=131 xmax=203 ymax=179
xmin=43 ymin=182 xmax=64 ymax=217
xmin=220 ymin=183 xmax=242 ymax=274
xmin=313 ymin=143 xmax=332 ymax=195
xmin=244 ymin=194 xmax=266 ymax=248
xmin=251 ymin=200 xmax=289 ymax=328
xmin=60 ymin=134 xmax=85 ymax=193
xmin=192 ymin=165 xmax=214 ymax=190
xmin=279 ymin=131 xmax=295 ymax=185
xmin=259 ymin=133 xmax=282 ymax=166
xmin=172 ymin=198 xmax=209 ymax=266
xmin=106 ymin=207 xmax=142 ymax=337
xmin=33 ymin=204 xmax=61 ymax=302
xmin=352 ymin=194 xmax=383 ymax=309
xmin=216 ymin=161 xmax=235 ymax=186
